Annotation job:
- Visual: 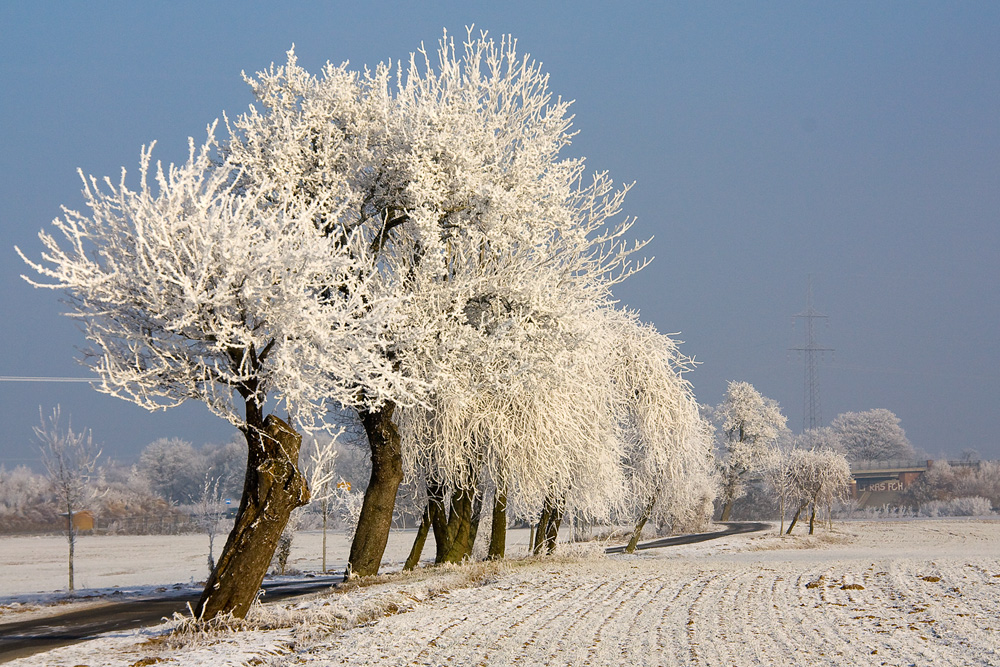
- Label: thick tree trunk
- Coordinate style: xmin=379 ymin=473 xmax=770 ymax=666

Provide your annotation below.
xmin=719 ymin=466 xmax=746 ymax=522
xmin=544 ymin=503 xmax=563 ymax=555
xmin=404 ymin=506 xmax=431 ymax=571
xmin=719 ymin=499 xmax=733 ymax=522
xmin=487 ymin=490 xmax=507 ymax=560
xmin=347 ymin=402 xmax=403 ymax=579
xmin=808 ymin=502 xmax=817 ymax=535
xmin=542 ymin=493 xmax=567 ymax=556
xmin=533 ymin=504 xmax=552 ymax=555
xmin=427 ymin=480 xmax=451 ymax=563
xmin=467 ymin=492 xmax=484 ymax=555
xmin=195 ymin=414 xmax=308 ymax=620
xmin=527 ymin=525 xmax=535 ymax=555
xmin=442 ymin=486 xmax=475 ymax=563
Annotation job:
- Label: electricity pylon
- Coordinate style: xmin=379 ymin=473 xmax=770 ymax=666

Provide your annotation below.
xmin=791 ymin=276 xmax=833 ymax=431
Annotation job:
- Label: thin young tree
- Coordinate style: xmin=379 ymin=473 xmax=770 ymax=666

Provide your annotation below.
xmin=194 ymin=473 xmax=227 ymax=575
xmin=36 ymin=406 xmax=101 ymax=593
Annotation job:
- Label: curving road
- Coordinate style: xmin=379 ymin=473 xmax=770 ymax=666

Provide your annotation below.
xmin=605 ymin=521 xmax=770 ymax=554
xmin=1 ymin=524 xmax=768 ymax=663
xmin=0 ymin=576 xmax=343 ymax=664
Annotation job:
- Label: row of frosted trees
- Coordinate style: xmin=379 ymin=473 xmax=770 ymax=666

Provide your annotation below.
xmin=714 ymin=381 xmax=852 ymax=534
xmin=20 ymin=31 xmax=716 ymax=620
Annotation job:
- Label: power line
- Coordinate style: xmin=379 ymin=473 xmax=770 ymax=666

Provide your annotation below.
xmin=0 ymin=376 xmax=98 ymax=383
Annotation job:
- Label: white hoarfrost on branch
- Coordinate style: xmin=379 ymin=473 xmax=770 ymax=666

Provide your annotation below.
xmin=830 ymin=408 xmax=915 ymax=462
xmin=35 ymin=406 xmax=102 ymax=593
xmin=17 ymin=128 xmax=417 ymax=429
xmin=20 ymin=26 xmax=710 ymax=588
xmin=18 ymin=123 xmax=421 ymax=619
xmin=784 ymin=446 xmax=852 ymax=534
xmin=714 ymin=381 xmax=787 ymax=521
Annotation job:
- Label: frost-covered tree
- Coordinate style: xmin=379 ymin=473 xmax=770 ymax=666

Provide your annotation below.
xmin=0 ymin=465 xmax=48 ymax=518
xmin=36 ymin=406 xmax=101 ymax=592
xmin=830 ymin=409 xmax=915 ymax=462
xmin=784 ymin=447 xmax=851 ymax=534
xmin=136 ymin=438 xmax=202 ymax=504
xmin=609 ymin=315 xmax=713 ymax=554
xmin=18 ymin=130 xmax=417 ymax=619
xmin=714 ymin=382 xmax=787 ymax=521
xmin=225 ymin=30 xmax=647 ymax=574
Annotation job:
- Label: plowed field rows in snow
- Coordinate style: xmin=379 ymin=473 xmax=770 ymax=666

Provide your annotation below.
xmin=11 ymin=520 xmax=1000 ymax=666
xmin=308 ymin=521 xmax=1000 ymax=666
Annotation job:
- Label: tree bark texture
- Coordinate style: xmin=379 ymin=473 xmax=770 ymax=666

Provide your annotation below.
xmin=404 ymin=506 xmax=432 ymax=571
xmin=543 ymin=500 xmax=564 ymax=555
xmin=195 ymin=413 xmax=309 ymax=620
xmin=533 ymin=505 xmax=551 ymax=555
xmin=625 ymin=495 xmax=658 ymax=554
xmin=467 ymin=492 xmax=484 ymax=554
xmin=719 ymin=498 xmax=734 ymax=522
xmin=427 ymin=479 xmax=451 ymax=563
xmin=487 ymin=490 xmax=507 ymax=560
xmin=442 ymin=486 xmax=475 ymax=563
xmin=347 ymin=402 xmax=403 ymax=578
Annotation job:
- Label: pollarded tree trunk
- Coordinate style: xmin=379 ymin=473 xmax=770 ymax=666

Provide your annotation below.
xmin=544 ymin=504 xmax=563 ymax=555
xmin=427 ymin=480 xmax=451 ymax=563
xmin=442 ymin=486 xmax=475 ymax=563
xmin=467 ymin=491 xmax=484 ymax=555
xmin=533 ymin=502 xmax=552 ymax=555
xmin=487 ymin=490 xmax=507 ymax=560
xmin=404 ymin=506 xmax=432 ymax=571
xmin=195 ymin=413 xmax=309 ymax=620
xmin=347 ymin=402 xmax=403 ymax=579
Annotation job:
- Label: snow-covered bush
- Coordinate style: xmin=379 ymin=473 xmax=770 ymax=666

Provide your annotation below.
xmin=918 ymin=496 xmax=994 ymax=517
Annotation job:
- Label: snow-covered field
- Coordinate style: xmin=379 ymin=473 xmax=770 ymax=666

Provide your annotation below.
xmin=5 ymin=520 xmax=1000 ymax=666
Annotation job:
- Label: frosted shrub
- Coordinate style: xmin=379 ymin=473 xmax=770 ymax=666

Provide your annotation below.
xmin=918 ymin=496 xmax=994 ymax=517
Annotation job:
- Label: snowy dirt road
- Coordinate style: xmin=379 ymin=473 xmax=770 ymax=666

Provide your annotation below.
xmin=9 ymin=520 xmax=1000 ymax=666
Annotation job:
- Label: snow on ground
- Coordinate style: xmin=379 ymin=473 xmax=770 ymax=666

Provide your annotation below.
xmin=6 ymin=520 xmax=1000 ymax=666
xmin=0 ymin=528 xmax=536 ymax=619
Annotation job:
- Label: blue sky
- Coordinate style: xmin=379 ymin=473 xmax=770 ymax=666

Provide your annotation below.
xmin=2 ymin=2 xmax=998 ymax=465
